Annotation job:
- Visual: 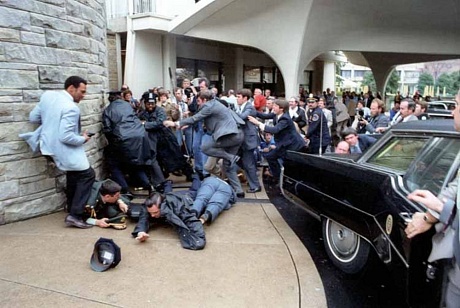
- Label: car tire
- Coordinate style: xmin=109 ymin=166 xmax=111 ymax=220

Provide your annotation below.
xmin=322 ymin=218 xmax=370 ymax=274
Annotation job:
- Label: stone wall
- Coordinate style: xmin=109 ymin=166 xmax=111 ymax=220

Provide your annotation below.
xmin=0 ymin=0 xmax=108 ymax=224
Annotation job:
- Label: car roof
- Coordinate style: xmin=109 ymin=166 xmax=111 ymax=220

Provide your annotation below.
xmin=390 ymin=119 xmax=456 ymax=133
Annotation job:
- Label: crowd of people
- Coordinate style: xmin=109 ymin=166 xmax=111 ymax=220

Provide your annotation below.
xmin=22 ymin=75 xmax=459 ymax=306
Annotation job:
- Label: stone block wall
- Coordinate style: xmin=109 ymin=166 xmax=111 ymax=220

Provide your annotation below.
xmin=0 ymin=0 xmax=109 ymax=224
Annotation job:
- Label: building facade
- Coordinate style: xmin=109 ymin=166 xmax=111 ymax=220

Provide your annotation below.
xmin=0 ymin=0 xmax=108 ymax=223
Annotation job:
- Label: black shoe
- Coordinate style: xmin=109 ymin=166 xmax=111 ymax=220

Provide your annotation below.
xmin=230 ymin=155 xmax=240 ymax=168
xmin=65 ymin=214 xmax=93 ymax=229
xmin=236 ymin=192 xmax=245 ymax=198
xmin=247 ymin=187 xmax=262 ymax=193
xmin=199 ymin=210 xmax=212 ymax=225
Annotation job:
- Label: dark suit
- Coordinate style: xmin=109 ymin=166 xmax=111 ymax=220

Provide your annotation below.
xmin=358 ymin=134 xmax=377 ymax=152
xmin=237 ymin=102 xmax=261 ymax=190
xmin=181 ymin=99 xmax=243 ymax=162
xmin=256 ymin=112 xmax=305 ymax=178
xmin=182 ymin=99 xmax=244 ymax=193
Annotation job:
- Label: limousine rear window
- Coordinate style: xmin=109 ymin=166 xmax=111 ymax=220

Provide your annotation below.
xmin=366 ymin=136 xmax=428 ymax=172
xmin=404 ymin=137 xmax=460 ymax=194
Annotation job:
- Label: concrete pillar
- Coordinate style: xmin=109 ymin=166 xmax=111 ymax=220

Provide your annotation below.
xmin=323 ymin=61 xmax=335 ymax=91
xmin=128 ymin=32 xmax=163 ymax=98
xmin=235 ymin=48 xmax=244 ymax=91
xmin=162 ymin=35 xmax=177 ymax=91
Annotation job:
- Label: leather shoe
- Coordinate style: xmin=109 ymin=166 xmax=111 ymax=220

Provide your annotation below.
xmin=247 ymin=187 xmax=262 ymax=193
xmin=65 ymin=214 xmax=93 ymax=229
xmin=236 ymin=192 xmax=245 ymax=198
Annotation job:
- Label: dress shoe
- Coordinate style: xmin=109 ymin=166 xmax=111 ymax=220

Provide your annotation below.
xmin=236 ymin=192 xmax=245 ymax=198
xmin=229 ymin=155 xmax=240 ymax=168
xmin=247 ymin=187 xmax=262 ymax=193
xmin=65 ymin=214 xmax=93 ymax=229
xmin=199 ymin=211 xmax=212 ymax=225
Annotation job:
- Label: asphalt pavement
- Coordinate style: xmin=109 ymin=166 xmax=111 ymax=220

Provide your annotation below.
xmin=0 ymin=176 xmax=326 ymax=307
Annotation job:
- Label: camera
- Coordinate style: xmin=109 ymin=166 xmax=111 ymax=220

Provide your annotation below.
xmin=184 ymin=87 xmax=194 ymax=98
xmin=357 ymin=109 xmax=365 ymax=121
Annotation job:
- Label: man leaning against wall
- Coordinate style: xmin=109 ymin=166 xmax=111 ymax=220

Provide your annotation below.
xmin=27 ymin=76 xmax=95 ymax=229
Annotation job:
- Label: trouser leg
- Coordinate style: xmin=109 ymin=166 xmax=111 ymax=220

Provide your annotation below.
xmin=223 ymin=160 xmax=243 ymax=194
xmin=265 ymin=148 xmax=281 ymax=179
xmin=445 ymin=262 xmax=460 ymax=308
xmin=241 ymin=148 xmax=260 ymax=190
xmin=67 ymin=167 xmax=95 ymax=217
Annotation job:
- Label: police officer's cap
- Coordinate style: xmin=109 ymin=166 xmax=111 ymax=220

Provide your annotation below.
xmin=307 ymin=94 xmax=317 ymax=102
xmin=90 ymin=237 xmax=121 ymax=272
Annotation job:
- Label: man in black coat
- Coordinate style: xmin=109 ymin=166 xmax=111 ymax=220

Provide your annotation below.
xmin=102 ymin=92 xmax=153 ymax=193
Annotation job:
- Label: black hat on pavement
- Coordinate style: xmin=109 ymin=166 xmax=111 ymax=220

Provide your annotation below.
xmin=90 ymin=238 xmax=121 ymax=272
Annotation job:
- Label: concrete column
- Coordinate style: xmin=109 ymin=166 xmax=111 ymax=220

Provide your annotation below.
xmin=128 ymin=32 xmax=163 ymax=98
xmin=323 ymin=61 xmax=335 ymax=91
xmin=116 ymin=33 xmax=122 ymax=89
xmin=124 ymin=15 xmax=135 ymax=90
xmin=235 ymin=48 xmax=244 ymax=91
xmin=162 ymin=35 xmax=177 ymax=91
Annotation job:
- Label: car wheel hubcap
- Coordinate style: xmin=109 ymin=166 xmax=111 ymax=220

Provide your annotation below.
xmin=327 ymin=219 xmax=360 ymax=262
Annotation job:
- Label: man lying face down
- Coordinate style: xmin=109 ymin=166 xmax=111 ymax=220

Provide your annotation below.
xmin=132 ymin=175 xmax=236 ymax=250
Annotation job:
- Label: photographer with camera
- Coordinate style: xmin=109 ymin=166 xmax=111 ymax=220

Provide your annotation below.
xmin=352 ymin=100 xmax=371 ymax=133
xmin=358 ymin=98 xmax=389 ymax=134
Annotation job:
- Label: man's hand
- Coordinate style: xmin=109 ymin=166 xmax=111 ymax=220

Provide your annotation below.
xmin=135 ymin=232 xmax=150 ymax=242
xmin=82 ymin=130 xmax=92 ymax=143
xmin=163 ymin=120 xmax=176 ymax=128
xmin=405 ymin=212 xmax=432 ymax=239
xmin=375 ymin=127 xmax=386 ymax=133
xmin=359 ymin=119 xmax=368 ymax=126
xmin=118 ymin=200 xmax=128 ymax=213
xmin=96 ymin=218 xmax=110 ymax=228
xmin=247 ymin=115 xmax=260 ymax=125
xmin=407 ymin=189 xmax=444 ymax=213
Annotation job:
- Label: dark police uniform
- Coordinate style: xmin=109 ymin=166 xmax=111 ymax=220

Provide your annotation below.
xmin=306 ymin=107 xmax=331 ymax=154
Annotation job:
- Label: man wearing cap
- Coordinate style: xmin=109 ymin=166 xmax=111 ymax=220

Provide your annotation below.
xmin=102 ymin=92 xmax=156 ymax=193
xmin=306 ymin=97 xmax=331 ymax=154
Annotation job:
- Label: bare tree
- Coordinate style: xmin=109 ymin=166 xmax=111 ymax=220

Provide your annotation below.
xmin=423 ymin=60 xmax=454 ymax=84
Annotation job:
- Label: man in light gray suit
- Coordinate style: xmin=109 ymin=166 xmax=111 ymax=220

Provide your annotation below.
xmin=164 ymin=90 xmax=245 ymax=196
xmin=29 ymin=76 xmax=95 ymax=228
xmin=236 ymin=88 xmax=261 ymax=193
xmin=405 ymin=91 xmax=460 ymax=307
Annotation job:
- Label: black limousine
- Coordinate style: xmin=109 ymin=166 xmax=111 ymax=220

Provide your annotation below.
xmin=281 ymin=120 xmax=460 ymax=306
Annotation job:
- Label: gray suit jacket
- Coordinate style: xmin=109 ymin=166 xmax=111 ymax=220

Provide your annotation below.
xmin=181 ymin=99 xmax=240 ymax=142
xmin=238 ymin=102 xmax=258 ymax=150
xmin=27 ymin=90 xmax=89 ymax=171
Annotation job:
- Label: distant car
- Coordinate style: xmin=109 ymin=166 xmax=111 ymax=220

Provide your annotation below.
xmin=281 ymin=120 xmax=460 ymax=306
xmin=427 ymin=101 xmax=455 ymax=119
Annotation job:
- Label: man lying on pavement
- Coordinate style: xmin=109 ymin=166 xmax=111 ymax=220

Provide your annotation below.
xmin=131 ymin=175 xmax=236 ymax=250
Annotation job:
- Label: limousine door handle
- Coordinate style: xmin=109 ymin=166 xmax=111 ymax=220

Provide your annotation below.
xmin=399 ymin=212 xmax=412 ymax=224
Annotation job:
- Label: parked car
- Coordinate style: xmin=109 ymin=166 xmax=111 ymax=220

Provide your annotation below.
xmin=281 ymin=120 xmax=460 ymax=306
xmin=427 ymin=101 xmax=455 ymax=119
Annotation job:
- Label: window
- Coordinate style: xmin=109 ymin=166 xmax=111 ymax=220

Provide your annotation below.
xmin=244 ymin=66 xmax=261 ymax=83
xmin=404 ymin=137 xmax=460 ymax=194
xmin=341 ymin=70 xmax=351 ymax=79
xmin=367 ymin=137 xmax=428 ymax=172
